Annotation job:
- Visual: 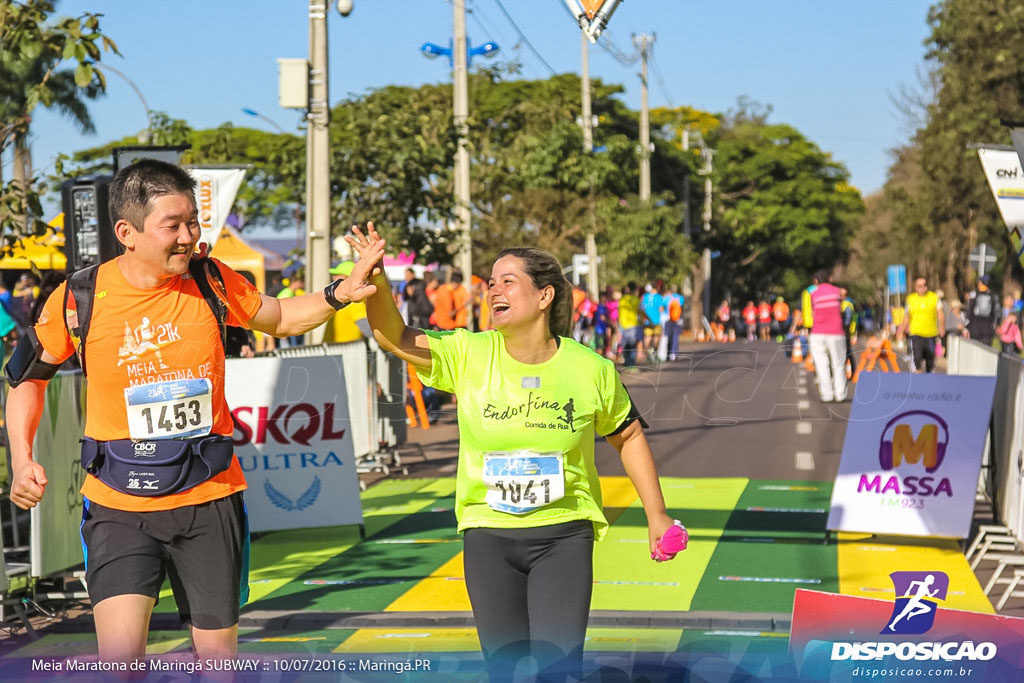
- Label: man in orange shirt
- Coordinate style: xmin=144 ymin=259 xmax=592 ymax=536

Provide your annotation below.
xmin=450 ymin=270 xmax=472 ymax=329
xmin=5 ymin=160 xmax=384 ymax=665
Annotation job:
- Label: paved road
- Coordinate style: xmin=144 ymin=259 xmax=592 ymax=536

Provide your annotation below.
xmin=395 ymin=340 xmax=854 ymax=485
xmin=598 ymin=341 xmax=852 ymax=482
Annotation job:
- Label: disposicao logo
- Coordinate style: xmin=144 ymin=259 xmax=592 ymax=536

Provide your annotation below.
xmin=830 ymin=571 xmax=996 ymax=662
xmin=882 ymin=571 xmax=948 ymax=635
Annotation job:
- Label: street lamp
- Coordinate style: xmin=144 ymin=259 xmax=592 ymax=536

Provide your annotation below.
xmin=94 ymin=62 xmax=153 ymax=142
xmin=241 ymin=107 xmax=287 ymax=134
xmin=419 ymin=39 xmax=500 ymax=67
xmin=421 ymin=17 xmax=499 ymax=326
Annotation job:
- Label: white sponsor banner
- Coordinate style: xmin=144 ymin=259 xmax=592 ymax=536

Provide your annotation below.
xmin=827 ymin=373 xmax=995 ymax=538
xmin=976 ymin=147 xmax=1024 ymax=266
xmin=224 ymin=356 xmax=363 ymax=532
xmin=186 ymin=167 xmax=246 ymax=251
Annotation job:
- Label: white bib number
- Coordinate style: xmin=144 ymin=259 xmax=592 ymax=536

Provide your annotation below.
xmin=125 ymin=379 xmax=214 ymax=441
xmin=483 ymin=451 xmax=565 ymax=514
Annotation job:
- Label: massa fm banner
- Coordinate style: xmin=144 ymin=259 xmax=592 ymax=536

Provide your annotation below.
xmin=827 ymin=373 xmax=995 ymax=538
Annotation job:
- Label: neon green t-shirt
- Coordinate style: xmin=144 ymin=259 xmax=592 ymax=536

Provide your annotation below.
xmin=416 ymin=328 xmax=633 ymax=539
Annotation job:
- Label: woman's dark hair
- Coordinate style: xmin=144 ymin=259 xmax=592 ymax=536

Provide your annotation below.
xmin=496 ymin=247 xmax=573 ymax=338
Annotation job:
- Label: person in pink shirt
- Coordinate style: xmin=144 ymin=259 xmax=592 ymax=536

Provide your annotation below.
xmin=808 ymin=270 xmax=847 ymax=402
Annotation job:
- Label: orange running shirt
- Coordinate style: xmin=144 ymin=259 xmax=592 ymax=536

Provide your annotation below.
xmin=35 ymin=257 xmax=263 ymax=512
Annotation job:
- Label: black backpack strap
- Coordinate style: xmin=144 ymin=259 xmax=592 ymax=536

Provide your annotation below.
xmin=63 ymin=265 xmax=100 ymax=376
xmin=188 ymin=257 xmax=228 ymax=349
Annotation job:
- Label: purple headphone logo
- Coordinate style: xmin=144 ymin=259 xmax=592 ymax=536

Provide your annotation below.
xmin=878 ymin=410 xmax=949 ymax=473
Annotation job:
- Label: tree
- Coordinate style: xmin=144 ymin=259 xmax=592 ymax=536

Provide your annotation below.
xmin=0 ymin=0 xmax=117 ymax=241
xmin=708 ymin=115 xmax=864 ymax=300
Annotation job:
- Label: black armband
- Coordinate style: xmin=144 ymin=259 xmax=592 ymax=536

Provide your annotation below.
xmin=5 ymin=328 xmax=61 ymax=387
xmin=608 ymin=392 xmax=649 ymax=436
xmin=324 ymin=279 xmax=352 ymax=311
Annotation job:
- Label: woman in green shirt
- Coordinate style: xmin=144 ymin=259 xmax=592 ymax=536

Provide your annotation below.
xmin=348 ymin=224 xmax=675 ymax=681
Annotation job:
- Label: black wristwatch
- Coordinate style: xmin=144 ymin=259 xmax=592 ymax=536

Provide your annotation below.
xmin=324 ymin=279 xmax=352 ymax=311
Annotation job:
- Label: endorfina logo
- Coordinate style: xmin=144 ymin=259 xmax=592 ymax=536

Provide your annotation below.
xmin=883 ymin=571 xmax=948 ymax=634
xmin=858 ymin=411 xmax=953 ymax=497
xmin=831 ymin=571 xmax=997 ymax=663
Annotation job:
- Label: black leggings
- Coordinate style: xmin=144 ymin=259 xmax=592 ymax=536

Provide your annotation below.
xmin=463 ymin=520 xmax=594 ymax=682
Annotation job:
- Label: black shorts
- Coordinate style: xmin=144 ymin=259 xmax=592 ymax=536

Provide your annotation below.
xmin=81 ymin=493 xmax=248 ymax=630
xmin=910 ymin=335 xmax=936 ymax=372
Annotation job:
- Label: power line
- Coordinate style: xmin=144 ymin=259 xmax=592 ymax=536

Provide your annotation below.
xmin=649 ymin=48 xmax=677 ymax=110
xmin=596 ymin=28 xmax=637 ymax=67
xmin=490 ymin=0 xmax=557 ymax=76
xmin=469 ymin=0 xmax=510 ymax=48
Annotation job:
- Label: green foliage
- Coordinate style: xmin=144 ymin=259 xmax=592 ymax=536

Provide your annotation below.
xmin=0 ymin=0 xmax=117 ymax=239
xmin=851 ymin=0 xmax=1024 ymax=301
xmin=709 ymin=119 xmax=864 ymax=299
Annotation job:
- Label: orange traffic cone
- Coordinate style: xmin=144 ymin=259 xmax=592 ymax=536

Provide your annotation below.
xmin=792 ymin=339 xmax=803 ymax=363
xmin=804 ymin=354 xmax=815 ymax=372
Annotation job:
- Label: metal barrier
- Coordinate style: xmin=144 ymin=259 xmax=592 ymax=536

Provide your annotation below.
xmin=947 ymin=336 xmax=1024 ymax=543
xmin=261 ymin=340 xmax=408 ymax=476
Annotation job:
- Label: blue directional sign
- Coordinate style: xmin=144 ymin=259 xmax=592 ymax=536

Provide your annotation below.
xmin=887 ymin=265 xmax=907 ymax=294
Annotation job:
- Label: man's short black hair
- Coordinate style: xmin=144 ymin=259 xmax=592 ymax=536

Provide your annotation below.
xmin=109 ymin=158 xmax=196 ymax=231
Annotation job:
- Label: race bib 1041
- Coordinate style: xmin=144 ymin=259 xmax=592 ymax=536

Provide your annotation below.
xmin=482 ymin=451 xmax=565 ymax=514
xmin=124 ymin=379 xmax=214 ymax=441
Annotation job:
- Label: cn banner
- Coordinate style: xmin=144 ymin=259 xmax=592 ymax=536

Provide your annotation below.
xmin=224 ymin=356 xmax=363 ymax=532
xmin=976 ymin=146 xmax=1024 ymax=267
xmin=827 ymin=373 xmax=995 ymax=538
xmin=186 ymin=166 xmax=246 ymax=251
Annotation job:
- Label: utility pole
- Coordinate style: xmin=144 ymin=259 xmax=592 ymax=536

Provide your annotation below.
xmin=581 ymin=27 xmax=599 ymax=299
xmin=701 ymin=147 xmax=714 ymax=322
xmin=306 ymin=0 xmax=334 ymax=344
xmin=452 ymin=0 xmax=473 ymax=317
xmin=634 ymin=33 xmax=652 ymax=202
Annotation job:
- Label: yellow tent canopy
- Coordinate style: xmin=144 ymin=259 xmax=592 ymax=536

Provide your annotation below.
xmin=0 ymin=213 xmax=66 ymax=270
xmin=0 ymin=216 xmax=279 ymax=294
xmin=209 ymin=225 xmax=277 ymax=292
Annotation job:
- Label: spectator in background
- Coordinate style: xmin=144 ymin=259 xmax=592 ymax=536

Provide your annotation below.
xmin=946 ymin=300 xmax=966 ymax=344
xmin=431 ymin=272 xmax=457 ymax=330
xmin=0 ymin=279 xmax=12 ymax=315
xmin=641 ymin=284 xmax=664 ymax=360
xmin=450 ymin=270 xmax=471 ymax=329
xmin=664 ymin=285 xmax=684 ymax=361
xmin=324 ymin=261 xmax=371 ymax=344
xmin=966 ymin=274 xmax=998 ymax=347
xmin=404 ymin=273 xmax=433 ymax=330
xmin=11 ymin=273 xmax=38 ymax=331
xmin=742 ymin=300 xmax=757 ymax=342
xmin=619 ymin=282 xmax=644 ymax=367
xmin=757 ymin=299 xmax=772 ymax=341
xmin=900 ymin=277 xmax=944 ymax=373
xmin=808 ymin=270 xmax=848 ymax=402
xmin=772 ymin=297 xmax=790 ymax=341
xmin=276 ymin=276 xmax=305 ymax=346
xmin=998 ymin=305 xmax=1023 ymax=356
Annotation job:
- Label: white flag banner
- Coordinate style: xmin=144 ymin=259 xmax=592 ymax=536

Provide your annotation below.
xmin=186 ymin=166 xmax=246 ymax=251
xmin=976 ymin=147 xmax=1024 ymax=266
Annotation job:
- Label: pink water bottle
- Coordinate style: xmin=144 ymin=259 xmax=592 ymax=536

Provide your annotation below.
xmin=651 ymin=520 xmax=688 ymax=562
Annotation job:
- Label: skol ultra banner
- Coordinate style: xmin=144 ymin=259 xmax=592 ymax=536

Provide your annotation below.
xmin=186 ymin=166 xmax=246 ymax=251
xmin=977 ymin=146 xmax=1024 ymax=267
xmin=827 ymin=373 xmax=995 ymax=538
xmin=224 ymin=355 xmax=363 ymax=532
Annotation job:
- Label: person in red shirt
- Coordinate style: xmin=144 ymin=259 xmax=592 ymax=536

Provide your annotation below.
xmin=757 ymin=300 xmax=772 ymax=340
xmin=5 ymin=159 xmax=384 ymax=665
xmin=742 ymin=300 xmax=758 ymax=342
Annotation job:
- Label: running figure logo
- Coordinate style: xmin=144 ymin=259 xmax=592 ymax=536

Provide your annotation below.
xmin=882 ymin=571 xmax=948 ymax=635
xmin=118 ymin=317 xmax=169 ymax=369
xmin=557 ymin=398 xmax=576 ymax=432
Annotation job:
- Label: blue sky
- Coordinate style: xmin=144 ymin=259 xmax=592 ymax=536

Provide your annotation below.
xmin=23 ymin=0 xmax=935 ymax=203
